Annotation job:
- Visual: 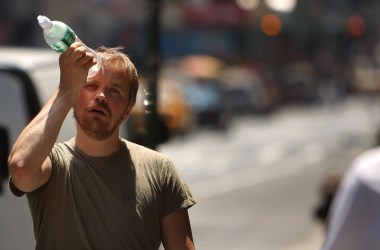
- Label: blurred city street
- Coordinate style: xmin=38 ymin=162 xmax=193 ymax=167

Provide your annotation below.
xmin=1 ymin=95 xmax=377 ymax=250
xmin=158 ymin=96 xmax=376 ymax=250
xmin=3 ymin=1 xmax=380 ymax=250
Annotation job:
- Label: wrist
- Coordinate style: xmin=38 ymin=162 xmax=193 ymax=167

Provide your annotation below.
xmin=55 ymin=87 xmax=79 ymax=106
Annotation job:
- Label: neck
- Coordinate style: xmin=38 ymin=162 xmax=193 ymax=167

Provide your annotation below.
xmin=75 ymin=130 xmax=122 ymax=157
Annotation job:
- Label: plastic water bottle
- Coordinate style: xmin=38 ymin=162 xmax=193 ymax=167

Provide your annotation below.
xmin=37 ymin=15 xmax=102 ymax=77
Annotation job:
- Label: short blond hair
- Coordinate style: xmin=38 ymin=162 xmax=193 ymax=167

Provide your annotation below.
xmin=96 ymin=46 xmax=139 ymax=109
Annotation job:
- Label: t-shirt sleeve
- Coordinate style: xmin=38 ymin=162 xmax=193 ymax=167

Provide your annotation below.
xmin=9 ymin=177 xmax=26 ymax=197
xmin=9 ymin=144 xmax=61 ymax=198
xmin=161 ymin=158 xmax=196 ymax=218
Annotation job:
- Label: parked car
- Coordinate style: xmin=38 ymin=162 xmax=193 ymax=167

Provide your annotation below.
xmin=127 ymin=74 xmax=195 ymax=145
xmin=179 ymin=55 xmax=230 ymax=129
xmin=219 ymin=64 xmax=280 ymax=115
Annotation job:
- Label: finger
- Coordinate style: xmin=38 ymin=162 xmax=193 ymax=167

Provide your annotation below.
xmin=72 ymin=46 xmax=87 ymax=60
xmin=61 ymin=42 xmax=82 ymax=57
xmin=77 ymin=52 xmax=95 ymax=66
xmin=59 ymin=44 xmax=85 ymax=67
xmin=69 ymin=41 xmax=83 ymax=51
xmin=82 ymin=57 xmax=97 ymax=71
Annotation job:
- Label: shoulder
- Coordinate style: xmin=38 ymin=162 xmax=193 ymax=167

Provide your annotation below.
xmin=348 ymin=147 xmax=380 ymax=191
xmin=49 ymin=139 xmax=76 ymax=169
xmin=52 ymin=138 xmax=75 ymax=154
xmin=123 ymin=139 xmax=172 ymax=163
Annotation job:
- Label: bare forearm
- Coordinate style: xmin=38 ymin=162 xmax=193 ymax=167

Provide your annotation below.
xmin=8 ymin=42 xmax=95 ymax=191
xmin=8 ymin=89 xmax=74 ymax=186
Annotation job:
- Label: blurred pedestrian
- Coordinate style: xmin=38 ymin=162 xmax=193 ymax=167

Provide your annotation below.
xmin=8 ymin=43 xmax=196 ymax=249
xmin=314 ymin=172 xmax=341 ymax=228
xmin=321 ymin=147 xmax=380 ymax=250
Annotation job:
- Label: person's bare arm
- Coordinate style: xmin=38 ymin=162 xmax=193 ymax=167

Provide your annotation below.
xmin=8 ymin=42 xmax=95 ymax=193
xmin=161 ymin=209 xmax=195 ymax=250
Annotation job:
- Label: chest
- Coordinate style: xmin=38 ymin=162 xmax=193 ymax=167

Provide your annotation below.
xmin=70 ymin=159 xmax=163 ymax=220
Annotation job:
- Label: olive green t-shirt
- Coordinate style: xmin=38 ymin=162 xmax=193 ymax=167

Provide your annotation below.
xmin=14 ymin=138 xmax=196 ymax=250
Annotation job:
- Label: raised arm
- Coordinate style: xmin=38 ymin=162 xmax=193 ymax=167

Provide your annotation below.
xmin=8 ymin=42 xmax=96 ymax=193
xmin=161 ymin=209 xmax=195 ymax=250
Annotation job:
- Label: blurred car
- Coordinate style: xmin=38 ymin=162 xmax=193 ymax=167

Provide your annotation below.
xmin=279 ymin=60 xmax=319 ymax=104
xmin=218 ymin=64 xmax=280 ymax=115
xmin=179 ymin=55 xmax=230 ymax=129
xmin=184 ymin=77 xmax=229 ymax=129
xmin=127 ymin=74 xmax=195 ymax=144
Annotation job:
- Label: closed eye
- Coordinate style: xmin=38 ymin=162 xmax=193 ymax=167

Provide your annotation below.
xmin=85 ymin=83 xmax=98 ymax=91
xmin=110 ymin=88 xmax=120 ymax=93
xmin=108 ymin=87 xmax=122 ymax=96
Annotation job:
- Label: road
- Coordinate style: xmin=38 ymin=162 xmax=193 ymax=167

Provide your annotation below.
xmin=158 ymin=96 xmax=377 ymax=250
xmin=0 ymin=96 xmax=377 ymax=250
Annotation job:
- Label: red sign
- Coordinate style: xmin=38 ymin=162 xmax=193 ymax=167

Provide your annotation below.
xmin=182 ymin=3 xmax=251 ymax=28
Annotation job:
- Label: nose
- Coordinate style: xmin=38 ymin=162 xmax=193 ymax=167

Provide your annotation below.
xmin=95 ymin=92 xmax=107 ymax=103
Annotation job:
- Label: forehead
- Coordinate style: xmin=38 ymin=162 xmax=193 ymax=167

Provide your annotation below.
xmin=102 ymin=63 xmax=130 ymax=88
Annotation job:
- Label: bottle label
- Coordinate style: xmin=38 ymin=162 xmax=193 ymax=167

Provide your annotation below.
xmin=50 ymin=26 xmax=76 ymax=53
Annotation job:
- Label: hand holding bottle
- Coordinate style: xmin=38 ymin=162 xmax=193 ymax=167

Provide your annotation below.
xmin=37 ymin=15 xmax=102 ymax=77
xmin=59 ymin=42 xmax=96 ymax=95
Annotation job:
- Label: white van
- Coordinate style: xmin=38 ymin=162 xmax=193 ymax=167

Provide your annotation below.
xmin=0 ymin=46 xmax=129 ymax=188
xmin=0 ymin=47 xmax=64 ymax=143
xmin=0 ymin=46 xmax=71 ymax=187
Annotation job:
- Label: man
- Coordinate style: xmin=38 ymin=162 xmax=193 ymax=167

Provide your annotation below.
xmin=321 ymin=147 xmax=380 ymax=250
xmin=8 ymin=43 xmax=196 ymax=249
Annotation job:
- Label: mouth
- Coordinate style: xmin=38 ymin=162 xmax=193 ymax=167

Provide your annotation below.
xmin=89 ymin=107 xmax=107 ymax=116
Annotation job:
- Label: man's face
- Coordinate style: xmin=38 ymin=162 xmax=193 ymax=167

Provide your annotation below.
xmin=73 ymin=64 xmax=131 ymax=140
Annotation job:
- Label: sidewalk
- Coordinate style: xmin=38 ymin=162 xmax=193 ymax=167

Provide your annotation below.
xmin=288 ymin=223 xmax=324 ymax=250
